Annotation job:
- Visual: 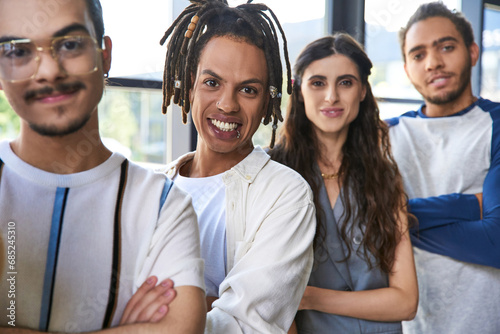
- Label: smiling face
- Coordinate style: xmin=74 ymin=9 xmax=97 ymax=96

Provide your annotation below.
xmin=0 ymin=0 xmax=111 ymax=137
xmin=190 ymin=36 xmax=268 ymax=162
xmin=300 ymin=54 xmax=366 ymax=142
xmin=403 ymin=16 xmax=478 ymax=113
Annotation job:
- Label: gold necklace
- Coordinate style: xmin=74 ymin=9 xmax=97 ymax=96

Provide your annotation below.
xmin=321 ymin=172 xmax=340 ymax=180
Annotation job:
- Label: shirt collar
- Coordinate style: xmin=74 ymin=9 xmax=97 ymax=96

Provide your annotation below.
xmin=165 ymin=146 xmax=270 ymax=184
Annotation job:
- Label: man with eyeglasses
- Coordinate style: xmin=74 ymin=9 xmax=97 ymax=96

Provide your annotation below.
xmin=0 ymin=1 xmax=205 ymax=333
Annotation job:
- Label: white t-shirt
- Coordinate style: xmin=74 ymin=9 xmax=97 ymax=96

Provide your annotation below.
xmin=0 ymin=140 xmax=204 ymax=332
xmin=175 ymin=173 xmax=227 ymax=298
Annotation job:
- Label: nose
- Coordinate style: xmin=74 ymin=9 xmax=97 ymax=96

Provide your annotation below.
xmin=216 ymin=90 xmax=240 ymax=113
xmin=325 ymin=85 xmax=338 ymax=104
xmin=33 ymin=48 xmax=67 ymax=82
xmin=425 ymin=49 xmax=444 ymax=72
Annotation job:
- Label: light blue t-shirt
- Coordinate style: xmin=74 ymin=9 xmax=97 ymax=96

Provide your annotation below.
xmin=175 ymin=173 xmax=227 ymax=297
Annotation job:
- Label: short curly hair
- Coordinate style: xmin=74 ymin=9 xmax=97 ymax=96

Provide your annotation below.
xmin=399 ymin=1 xmax=474 ymax=61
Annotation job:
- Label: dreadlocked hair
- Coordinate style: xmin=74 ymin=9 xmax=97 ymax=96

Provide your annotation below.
xmin=159 ymin=0 xmax=292 ymax=148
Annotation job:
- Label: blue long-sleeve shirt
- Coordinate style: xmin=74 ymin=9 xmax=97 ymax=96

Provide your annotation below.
xmin=387 ymin=98 xmax=500 ymax=334
xmin=387 ymin=98 xmax=500 ymax=269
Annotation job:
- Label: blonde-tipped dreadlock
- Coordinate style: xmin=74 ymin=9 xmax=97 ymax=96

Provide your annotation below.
xmin=159 ymin=0 xmax=291 ymax=148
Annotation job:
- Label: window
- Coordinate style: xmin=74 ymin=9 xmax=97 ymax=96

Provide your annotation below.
xmin=102 ymin=0 xmax=327 ymax=157
xmin=364 ymin=0 xmax=460 ymax=119
xmin=228 ymin=0 xmax=326 ymax=147
xmin=481 ymin=3 xmax=500 ymax=100
xmin=7 ymin=1 xmax=493 ymax=160
xmin=0 ymin=91 xmax=19 ymax=140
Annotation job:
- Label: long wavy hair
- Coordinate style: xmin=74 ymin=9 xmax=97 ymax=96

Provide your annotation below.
xmin=270 ymin=33 xmax=411 ymax=273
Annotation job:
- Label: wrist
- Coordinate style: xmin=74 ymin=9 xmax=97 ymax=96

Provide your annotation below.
xmin=301 ymin=286 xmax=315 ymax=310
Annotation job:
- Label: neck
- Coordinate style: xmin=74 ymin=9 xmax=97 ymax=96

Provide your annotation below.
xmin=315 ymin=128 xmax=346 ymax=173
xmin=187 ymin=138 xmax=254 ymax=178
xmin=424 ymin=87 xmax=476 ymax=117
xmin=11 ymin=116 xmax=111 ymax=174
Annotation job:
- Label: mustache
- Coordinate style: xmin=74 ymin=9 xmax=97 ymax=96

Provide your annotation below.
xmin=427 ymin=71 xmax=454 ymax=82
xmin=24 ymin=82 xmax=87 ymax=102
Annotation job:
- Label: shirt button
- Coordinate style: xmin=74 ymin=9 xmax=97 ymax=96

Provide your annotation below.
xmin=245 ymin=175 xmax=251 ymax=180
xmin=353 ymin=235 xmax=362 ymax=245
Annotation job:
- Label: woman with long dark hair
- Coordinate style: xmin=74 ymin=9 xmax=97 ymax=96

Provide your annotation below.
xmin=270 ymin=33 xmax=418 ymax=333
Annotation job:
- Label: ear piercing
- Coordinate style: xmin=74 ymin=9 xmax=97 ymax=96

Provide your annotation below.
xmin=269 ymin=86 xmax=282 ymax=99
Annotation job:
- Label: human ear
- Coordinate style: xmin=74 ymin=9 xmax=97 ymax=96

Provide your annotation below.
xmin=102 ymin=36 xmax=112 ymax=75
xmin=264 ymin=93 xmax=270 ymax=115
xmin=298 ymin=90 xmax=304 ymax=102
xmin=469 ymin=42 xmax=480 ymax=67
xmin=361 ymin=84 xmax=367 ymax=101
xmin=189 ymin=73 xmax=195 ymax=103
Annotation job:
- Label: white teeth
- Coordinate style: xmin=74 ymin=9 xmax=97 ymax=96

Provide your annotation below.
xmin=211 ymin=119 xmax=238 ymax=132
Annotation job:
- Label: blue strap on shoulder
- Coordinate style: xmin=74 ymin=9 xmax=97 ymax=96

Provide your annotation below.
xmin=159 ymin=177 xmax=174 ymax=213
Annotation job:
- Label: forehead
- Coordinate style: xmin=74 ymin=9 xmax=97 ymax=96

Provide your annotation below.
xmin=405 ymin=16 xmax=463 ymax=53
xmin=0 ymin=0 xmax=93 ymax=39
xmin=197 ymin=36 xmax=268 ymax=83
xmin=304 ymin=54 xmax=360 ymax=78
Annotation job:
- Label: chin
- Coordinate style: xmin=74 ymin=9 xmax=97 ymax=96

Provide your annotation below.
xmin=29 ymin=114 xmax=91 ymax=137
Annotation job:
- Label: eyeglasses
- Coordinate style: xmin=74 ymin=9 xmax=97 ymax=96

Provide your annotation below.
xmin=0 ymin=35 xmax=102 ymax=82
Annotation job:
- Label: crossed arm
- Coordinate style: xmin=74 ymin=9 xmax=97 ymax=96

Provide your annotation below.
xmin=1 ymin=183 xmax=207 ymax=333
xmin=113 ymin=184 xmax=317 ymax=334
xmin=2 ymin=279 xmax=205 ymax=334
xmin=290 ymin=207 xmax=418 ymax=326
xmin=204 ymin=201 xmax=316 ymax=333
xmin=408 ymin=142 xmax=500 ymax=268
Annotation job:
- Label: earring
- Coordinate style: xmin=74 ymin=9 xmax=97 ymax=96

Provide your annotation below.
xmin=269 ymin=86 xmax=282 ymax=99
xmin=104 ymin=73 xmax=109 ymax=78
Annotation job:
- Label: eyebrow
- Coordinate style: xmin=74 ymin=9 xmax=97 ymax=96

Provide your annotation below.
xmin=0 ymin=24 xmax=91 ymax=45
xmin=201 ymin=69 xmax=222 ymax=81
xmin=307 ymin=74 xmax=327 ymax=81
xmin=407 ymin=36 xmax=459 ymax=55
xmin=337 ymin=74 xmax=359 ymax=81
xmin=201 ymin=69 xmax=265 ymax=86
xmin=307 ymin=74 xmax=359 ymax=81
xmin=53 ymin=23 xmax=91 ymax=37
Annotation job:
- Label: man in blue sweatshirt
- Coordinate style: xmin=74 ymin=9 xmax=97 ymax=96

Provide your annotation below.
xmin=387 ymin=2 xmax=500 ymax=334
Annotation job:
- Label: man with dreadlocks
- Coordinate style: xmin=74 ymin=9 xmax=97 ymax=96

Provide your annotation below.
xmin=141 ymin=0 xmax=316 ymax=332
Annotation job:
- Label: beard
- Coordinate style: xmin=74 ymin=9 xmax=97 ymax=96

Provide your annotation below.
xmin=24 ymin=81 xmax=92 ymax=137
xmin=422 ymin=56 xmax=472 ymax=105
xmin=29 ymin=108 xmax=92 ymax=137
